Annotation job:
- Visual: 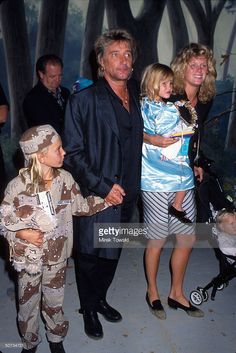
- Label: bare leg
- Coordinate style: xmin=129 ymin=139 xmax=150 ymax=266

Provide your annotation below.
xmin=168 ymin=234 xmax=196 ymax=306
xmin=172 ymin=190 xmax=186 ymax=212
xmin=145 ymin=238 xmax=166 ymax=303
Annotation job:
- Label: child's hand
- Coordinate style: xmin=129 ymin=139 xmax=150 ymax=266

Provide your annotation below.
xmin=105 ymin=184 xmax=125 ymax=205
xmin=16 ymin=229 xmax=44 ymax=247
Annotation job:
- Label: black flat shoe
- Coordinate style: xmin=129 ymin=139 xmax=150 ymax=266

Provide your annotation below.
xmin=97 ymin=299 xmax=122 ymax=322
xmin=168 ymin=297 xmax=204 ymax=317
xmin=146 ymin=293 xmax=166 ymax=320
xmin=49 ymin=342 xmax=66 ymax=353
xmin=80 ymin=309 xmax=103 ymax=339
xmin=169 ymin=205 xmax=192 ymax=224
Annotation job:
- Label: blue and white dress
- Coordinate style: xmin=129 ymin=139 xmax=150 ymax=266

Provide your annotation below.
xmin=141 ymin=97 xmax=194 ymax=193
xmin=141 ymin=97 xmax=196 ymax=238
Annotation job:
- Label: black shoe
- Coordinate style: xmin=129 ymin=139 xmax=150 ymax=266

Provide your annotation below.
xmin=146 ymin=293 xmax=166 ymax=320
xmin=97 ymin=299 xmax=122 ymax=322
xmin=80 ymin=309 xmax=103 ymax=339
xmin=21 ymin=347 xmax=37 ymax=353
xmin=49 ymin=342 xmax=66 ymax=353
xmin=169 ymin=205 xmax=192 ymax=223
xmin=168 ymin=297 xmax=204 ymax=317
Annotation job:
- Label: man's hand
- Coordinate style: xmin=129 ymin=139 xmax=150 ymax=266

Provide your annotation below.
xmin=16 ymin=229 xmax=44 ymax=247
xmin=194 ymin=166 xmax=204 ymax=183
xmin=105 ymin=184 xmax=126 ymax=205
xmin=143 ymin=132 xmax=179 ymax=147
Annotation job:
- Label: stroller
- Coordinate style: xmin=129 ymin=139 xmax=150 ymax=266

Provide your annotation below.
xmin=190 ymin=240 xmax=236 ymax=305
xmin=190 ymin=158 xmax=236 ymax=305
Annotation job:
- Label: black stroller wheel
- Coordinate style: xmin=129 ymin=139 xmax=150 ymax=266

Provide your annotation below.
xmin=217 ymin=283 xmax=224 ymax=291
xmin=190 ymin=290 xmax=203 ymax=305
xmin=197 ymin=287 xmax=208 ymax=302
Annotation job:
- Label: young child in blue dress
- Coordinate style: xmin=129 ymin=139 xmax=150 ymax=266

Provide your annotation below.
xmin=141 ymin=63 xmax=198 ymax=223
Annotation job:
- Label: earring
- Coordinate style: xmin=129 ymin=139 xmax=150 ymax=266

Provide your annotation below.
xmin=128 ymin=68 xmax=134 ymax=80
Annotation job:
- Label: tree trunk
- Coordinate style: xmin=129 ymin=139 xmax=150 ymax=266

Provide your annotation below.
xmin=167 ymin=0 xmax=189 ymax=57
xmin=35 ymin=0 xmax=69 ymax=81
xmin=0 ymin=0 xmax=32 ymax=138
xmin=225 ymin=81 xmax=236 ymax=149
xmin=183 ymin=0 xmax=226 ymax=48
xmin=222 ymin=20 xmax=236 ymax=80
xmin=80 ymin=0 xmax=105 ymax=80
xmin=105 ymin=0 xmax=167 ymax=80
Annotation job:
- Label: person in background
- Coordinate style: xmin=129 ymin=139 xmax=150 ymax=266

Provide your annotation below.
xmin=0 ymin=82 xmax=9 ymax=201
xmin=62 ymin=29 xmax=143 ymax=339
xmin=143 ymin=43 xmax=216 ymax=318
xmin=23 ymin=55 xmax=70 ymax=134
xmin=0 ymin=125 xmax=109 ymax=353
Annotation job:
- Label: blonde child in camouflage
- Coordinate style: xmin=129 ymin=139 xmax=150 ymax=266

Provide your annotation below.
xmin=0 ymin=125 xmax=109 ymax=353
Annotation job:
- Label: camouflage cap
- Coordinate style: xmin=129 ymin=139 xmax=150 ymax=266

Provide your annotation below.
xmin=19 ymin=125 xmax=59 ymax=158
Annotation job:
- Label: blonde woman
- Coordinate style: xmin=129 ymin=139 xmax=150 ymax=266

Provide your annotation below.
xmin=143 ymin=43 xmax=216 ymax=319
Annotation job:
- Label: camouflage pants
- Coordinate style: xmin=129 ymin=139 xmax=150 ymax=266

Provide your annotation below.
xmin=17 ymin=260 xmax=69 ymax=349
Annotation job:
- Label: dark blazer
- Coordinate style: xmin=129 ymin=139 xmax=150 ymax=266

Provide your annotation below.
xmin=62 ymin=78 xmax=143 ymax=258
xmin=23 ymin=81 xmax=70 ymax=134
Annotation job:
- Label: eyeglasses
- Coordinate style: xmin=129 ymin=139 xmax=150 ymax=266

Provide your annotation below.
xmin=188 ymin=63 xmax=208 ymax=71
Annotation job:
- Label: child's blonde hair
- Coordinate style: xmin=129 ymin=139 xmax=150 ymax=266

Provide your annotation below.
xmin=140 ymin=63 xmax=174 ymax=101
xmin=19 ymin=148 xmax=57 ymax=194
xmin=216 ymin=209 xmax=236 ymax=232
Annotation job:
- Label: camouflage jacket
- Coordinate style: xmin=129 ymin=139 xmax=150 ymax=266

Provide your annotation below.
xmin=0 ymin=168 xmax=107 ymax=274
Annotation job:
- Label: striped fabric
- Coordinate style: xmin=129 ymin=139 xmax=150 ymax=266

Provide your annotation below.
xmin=141 ymin=189 xmax=196 ymax=239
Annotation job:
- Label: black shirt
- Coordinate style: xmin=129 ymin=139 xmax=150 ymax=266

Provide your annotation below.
xmin=23 ymin=81 xmax=70 ymax=134
xmin=105 ymin=80 xmax=142 ymax=203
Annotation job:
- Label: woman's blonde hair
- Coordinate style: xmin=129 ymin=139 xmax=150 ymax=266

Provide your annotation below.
xmin=19 ymin=148 xmax=56 ymax=194
xmin=171 ymin=43 xmax=217 ymax=103
xmin=140 ymin=63 xmax=174 ymax=101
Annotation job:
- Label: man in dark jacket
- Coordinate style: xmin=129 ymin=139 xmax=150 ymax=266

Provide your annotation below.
xmin=23 ymin=54 xmax=70 ymax=134
xmin=63 ymin=29 xmax=143 ymax=339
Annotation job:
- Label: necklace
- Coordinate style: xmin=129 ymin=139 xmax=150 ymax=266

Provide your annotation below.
xmin=117 ymin=87 xmax=129 ymax=107
xmin=122 ymin=88 xmax=128 ymax=106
